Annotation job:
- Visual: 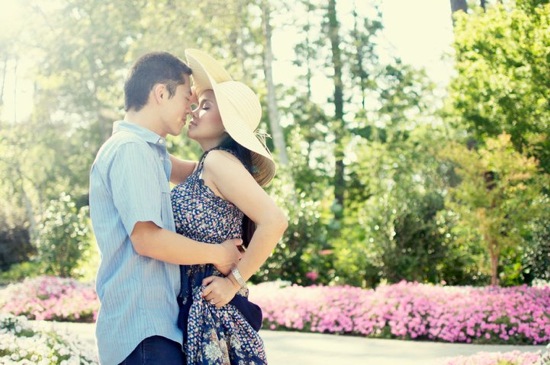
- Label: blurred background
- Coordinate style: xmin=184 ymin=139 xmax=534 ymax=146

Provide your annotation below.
xmin=0 ymin=0 xmax=548 ymax=288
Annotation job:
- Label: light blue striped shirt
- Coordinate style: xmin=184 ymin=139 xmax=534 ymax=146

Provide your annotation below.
xmin=89 ymin=121 xmax=181 ymax=364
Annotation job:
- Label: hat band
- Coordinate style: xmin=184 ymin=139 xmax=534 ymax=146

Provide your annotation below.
xmin=254 ymin=129 xmax=271 ymax=154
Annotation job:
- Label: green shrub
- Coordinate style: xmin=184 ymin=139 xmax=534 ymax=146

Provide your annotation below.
xmin=35 ymin=193 xmax=91 ymax=278
xmin=0 ymin=262 xmax=42 ymax=286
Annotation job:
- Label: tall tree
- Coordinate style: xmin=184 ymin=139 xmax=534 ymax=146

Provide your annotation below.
xmin=349 ymin=7 xmax=381 ymax=110
xmin=294 ymin=0 xmax=325 ymax=99
xmin=289 ymin=0 xmax=332 ymax=195
xmin=327 ymin=0 xmax=346 ymax=224
xmin=261 ymin=0 xmax=288 ymax=165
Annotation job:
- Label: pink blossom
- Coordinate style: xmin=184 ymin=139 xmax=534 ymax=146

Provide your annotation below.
xmin=0 ymin=276 xmax=98 ymax=322
xmin=305 ymin=271 xmax=319 ymax=282
xmin=249 ymin=281 xmax=550 ymax=345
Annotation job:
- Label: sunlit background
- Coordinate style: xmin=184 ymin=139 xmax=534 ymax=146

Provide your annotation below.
xmin=0 ymin=2 xmax=549 ymax=364
xmin=1 ymin=0 xmax=454 ymax=123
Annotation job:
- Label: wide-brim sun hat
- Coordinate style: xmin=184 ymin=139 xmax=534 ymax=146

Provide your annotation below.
xmin=185 ymin=48 xmax=275 ymax=186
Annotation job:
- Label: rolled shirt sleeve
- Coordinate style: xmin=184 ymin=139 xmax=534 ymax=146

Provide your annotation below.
xmin=110 ymin=141 xmax=166 ymax=236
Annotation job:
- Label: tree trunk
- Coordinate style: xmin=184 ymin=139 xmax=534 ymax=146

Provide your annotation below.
xmin=450 ymin=0 xmax=468 ymax=26
xmin=327 ymin=0 xmax=345 ymax=221
xmin=488 ymin=238 xmax=500 ymax=286
xmin=0 ymin=54 xmax=7 ymax=107
xmin=450 ymin=0 xmax=468 ymax=13
xmin=304 ymin=1 xmax=313 ymax=99
xmin=352 ymin=7 xmax=367 ymax=109
xmin=14 ymin=164 xmax=37 ymax=242
xmin=12 ymin=59 xmax=18 ymax=123
xmin=261 ymin=0 xmax=288 ymax=165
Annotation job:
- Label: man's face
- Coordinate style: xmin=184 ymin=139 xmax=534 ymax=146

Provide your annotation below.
xmin=160 ymin=75 xmax=192 ymax=137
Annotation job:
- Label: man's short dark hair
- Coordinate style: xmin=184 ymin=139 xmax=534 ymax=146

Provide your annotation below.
xmin=124 ymin=52 xmax=192 ymax=112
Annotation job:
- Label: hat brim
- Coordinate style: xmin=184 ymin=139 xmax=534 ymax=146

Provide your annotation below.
xmin=185 ymin=49 xmax=232 ymax=96
xmin=185 ymin=49 xmax=276 ymax=185
xmin=214 ymin=81 xmax=276 ymax=186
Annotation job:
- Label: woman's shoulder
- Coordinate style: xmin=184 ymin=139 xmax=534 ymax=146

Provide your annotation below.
xmin=202 ymin=149 xmax=248 ymax=177
xmin=204 ymin=149 xmax=242 ymax=166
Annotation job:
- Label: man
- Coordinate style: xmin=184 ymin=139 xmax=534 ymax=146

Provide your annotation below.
xmin=89 ymin=51 xmax=242 ymax=364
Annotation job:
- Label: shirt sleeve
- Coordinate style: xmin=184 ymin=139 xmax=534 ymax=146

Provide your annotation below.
xmin=108 ymin=141 xmax=166 ymax=236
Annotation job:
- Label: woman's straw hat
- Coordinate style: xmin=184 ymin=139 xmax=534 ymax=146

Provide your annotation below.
xmin=185 ymin=49 xmax=275 ymax=186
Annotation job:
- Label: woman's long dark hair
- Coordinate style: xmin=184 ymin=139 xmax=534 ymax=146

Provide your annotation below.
xmin=216 ymin=136 xmax=256 ymax=248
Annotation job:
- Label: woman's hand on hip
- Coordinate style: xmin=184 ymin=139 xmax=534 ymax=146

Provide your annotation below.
xmin=202 ymin=276 xmax=240 ymax=308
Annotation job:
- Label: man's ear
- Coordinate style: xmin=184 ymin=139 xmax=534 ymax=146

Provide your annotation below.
xmin=151 ymin=83 xmax=166 ymax=104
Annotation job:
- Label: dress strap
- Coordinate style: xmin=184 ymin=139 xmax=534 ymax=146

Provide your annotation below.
xmin=196 ymin=150 xmax=210 ymax=172
xmin=199 ymin=148 xmax=241 ymax=166
xmin=196 ymin=148 xmax=228 ymax=177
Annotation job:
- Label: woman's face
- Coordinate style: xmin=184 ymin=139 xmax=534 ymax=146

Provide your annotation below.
xmin=187 ymin=90 xmax=226 ymax=150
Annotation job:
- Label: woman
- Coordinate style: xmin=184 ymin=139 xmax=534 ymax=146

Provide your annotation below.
xmin=170 ymin=49 xmax=288 ymax=364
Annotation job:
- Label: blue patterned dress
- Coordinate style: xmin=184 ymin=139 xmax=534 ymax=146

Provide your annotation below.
xmin=171 ymin=149 xmax=267 ymax=365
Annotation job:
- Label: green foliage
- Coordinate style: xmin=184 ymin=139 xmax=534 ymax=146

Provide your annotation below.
xmin=335 ymin=185 xmax=455 ymax=287
xmin=521 ymin=196 xmax=550 ymax=283
xmin=35 ymin=193 xmax=91 ymax=278
xmin=0 ymin=211 xmax=32 ymax=271
xmin=0 ymin=119 xmax=92 ymax=246
xmin=252 ymin=166 xmax=332 ymax=285
xmin=449 ymin=2 xmax=550 ymax=172
xmin=439 ymin=133 xmax=546 ymax=285
xmin=333 ymin=123 xmax=464 ymax=287
xmin=435 ymin=210 xmax=492 ymax=286
xmin=3 ymin=0 xmax=547 ymax=288
xmin=0 ymin=262 xmax=42 ymax=286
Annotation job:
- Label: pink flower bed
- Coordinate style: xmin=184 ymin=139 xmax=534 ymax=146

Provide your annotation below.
xmin=0 ymin=276 xmax=98 ymax=322
xmin=249 ymin=281 xmax=550 ymax=345
xmin=1 ymin=277 xmax=548 ymax=346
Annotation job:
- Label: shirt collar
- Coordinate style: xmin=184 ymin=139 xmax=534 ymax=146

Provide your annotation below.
xmin=113 ymin=120 xmax=167 ymax=146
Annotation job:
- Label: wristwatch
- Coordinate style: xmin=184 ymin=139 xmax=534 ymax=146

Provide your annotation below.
xmin=231 ymin=267 xmax=247 ymax=288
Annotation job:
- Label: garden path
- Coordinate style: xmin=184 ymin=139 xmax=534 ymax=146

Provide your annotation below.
xmin=45 ymin=321 xmax=546 ymax=365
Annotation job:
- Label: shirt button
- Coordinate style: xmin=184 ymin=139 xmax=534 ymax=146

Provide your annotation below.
xmin=158 ymin=139 xmax=164 ymax=144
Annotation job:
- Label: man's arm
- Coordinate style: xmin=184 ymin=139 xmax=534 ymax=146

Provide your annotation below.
xmin=131 ymin=221 xmax=242 ymax=272
xmin=169 ymin=155 xmax=196 ymax=185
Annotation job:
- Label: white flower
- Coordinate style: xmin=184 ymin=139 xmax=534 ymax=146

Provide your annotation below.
xmin=204 ymin=341 xmax=223 ymax=361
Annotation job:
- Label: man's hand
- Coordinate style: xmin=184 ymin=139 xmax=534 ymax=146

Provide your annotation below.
xmin=214 ymin=238 xmax=243 ymax=275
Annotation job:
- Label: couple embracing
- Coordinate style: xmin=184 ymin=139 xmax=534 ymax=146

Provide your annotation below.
xmin=89 ymin=49 xmax=287 ymax=364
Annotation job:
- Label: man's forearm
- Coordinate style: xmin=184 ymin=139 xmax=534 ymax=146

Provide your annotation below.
xmin=131 ymin=222 xmax=221 ymax=265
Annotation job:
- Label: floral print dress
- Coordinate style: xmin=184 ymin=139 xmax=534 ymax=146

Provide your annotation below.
xmin=171 ymin=149 xmax=267 ymax=365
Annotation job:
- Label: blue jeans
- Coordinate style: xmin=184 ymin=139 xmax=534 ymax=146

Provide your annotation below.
xmin=119 ymin=336 xmax=185 ymax=365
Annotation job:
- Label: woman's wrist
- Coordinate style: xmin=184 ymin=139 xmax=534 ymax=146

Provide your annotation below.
xmin=226 ymin=274 xmax=241 ymax=289
xmin=228 ymin=267 xmax=247 ymax=288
